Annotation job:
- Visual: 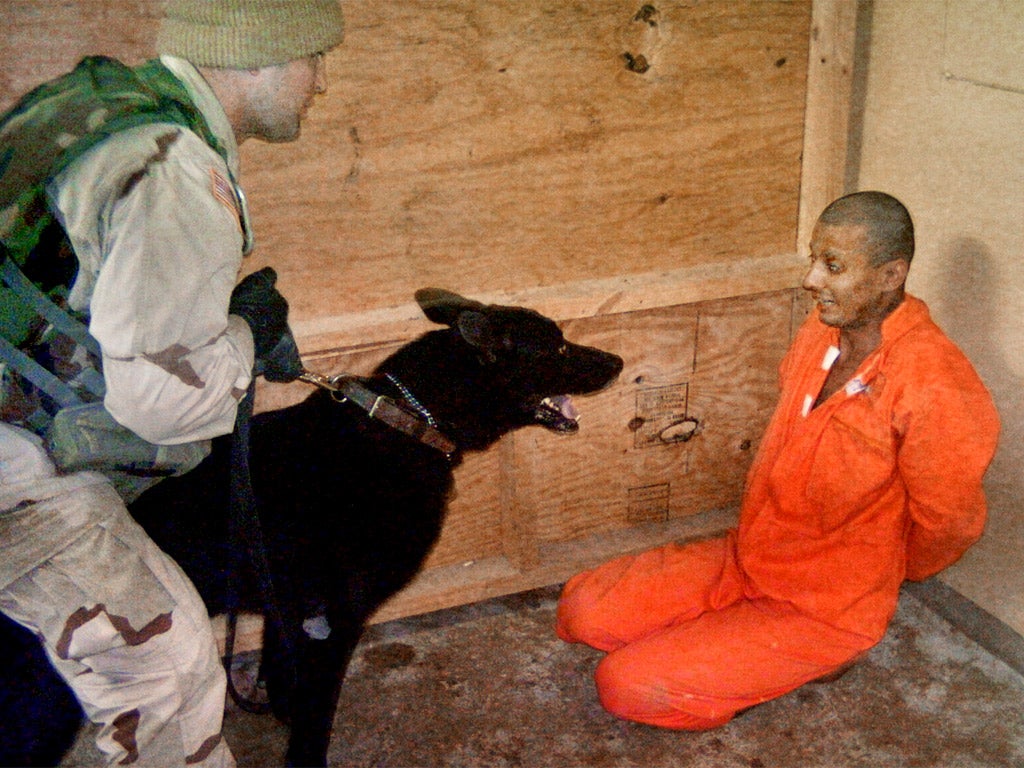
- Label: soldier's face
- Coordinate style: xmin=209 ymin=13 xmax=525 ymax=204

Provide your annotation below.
xmin=245 ymin=53 xmax=326 ymax=143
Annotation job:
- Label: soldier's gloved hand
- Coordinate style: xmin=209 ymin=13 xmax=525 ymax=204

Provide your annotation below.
xmin=229 ymin=267 xmax=303 ymax=383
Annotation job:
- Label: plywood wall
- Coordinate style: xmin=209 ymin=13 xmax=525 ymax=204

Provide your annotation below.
xmin=0 ymin=1 xmax=840 ymax=624
xmin=0 ymin=1 xmax=812 ymax=347
xmin=242 ymin=1 xmax=812 ymax=342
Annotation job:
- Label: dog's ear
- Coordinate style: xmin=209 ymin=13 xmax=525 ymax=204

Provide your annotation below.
xmin=415 ymin=288 xmax=486 ymax=326
xmin=458 ymin=310 xmax=514 ymax=363
xmin=456 ymin=310 xmax=496 ymax=347
xmin=416 ymin=288 xmax=508 ymax=361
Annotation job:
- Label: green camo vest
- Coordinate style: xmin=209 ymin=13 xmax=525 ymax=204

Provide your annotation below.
xmin=0 ymin=56 xmax=230 ymax=497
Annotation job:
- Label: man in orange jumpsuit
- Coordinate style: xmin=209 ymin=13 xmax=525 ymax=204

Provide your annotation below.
xmin=556 ymin=191 xmax=1000 ymax=729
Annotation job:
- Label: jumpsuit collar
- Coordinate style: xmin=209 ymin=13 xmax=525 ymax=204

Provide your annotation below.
xmin=804 ymin=295 xmax=931 ymax=416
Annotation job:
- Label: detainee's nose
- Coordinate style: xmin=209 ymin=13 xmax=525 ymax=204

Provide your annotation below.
xmin=802 ymin=260 xmax=824 ymax=291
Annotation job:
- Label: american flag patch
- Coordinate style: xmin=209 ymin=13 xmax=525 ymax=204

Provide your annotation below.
xmin=210 ymin=168 xmax=240 ymax=218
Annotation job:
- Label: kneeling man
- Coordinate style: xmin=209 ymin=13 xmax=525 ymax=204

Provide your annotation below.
xmin=557 ymin=191 xmax=1000 ymax=729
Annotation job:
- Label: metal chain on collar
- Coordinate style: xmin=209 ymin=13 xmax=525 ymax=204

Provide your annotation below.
xmin=384 ymin=372 xmax=438 ymax=427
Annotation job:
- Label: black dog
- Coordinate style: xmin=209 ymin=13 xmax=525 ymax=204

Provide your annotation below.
xmin=0 ymin=288 xmax=623 ymax=767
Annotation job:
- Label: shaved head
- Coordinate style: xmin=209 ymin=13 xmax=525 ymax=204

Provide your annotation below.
xmin=817 ymin=191 xmax=915 ymax=267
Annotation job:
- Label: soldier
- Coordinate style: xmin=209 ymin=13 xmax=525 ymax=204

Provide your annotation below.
xmin=0 ymin=1 xmax=345 ymax=764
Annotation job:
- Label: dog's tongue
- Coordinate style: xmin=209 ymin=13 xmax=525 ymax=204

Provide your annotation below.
xmin=546 ymin=395 xmax=578 ymax=422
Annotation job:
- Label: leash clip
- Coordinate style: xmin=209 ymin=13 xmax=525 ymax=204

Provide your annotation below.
xmin=298 ymin=370 xmax=350 ymax=403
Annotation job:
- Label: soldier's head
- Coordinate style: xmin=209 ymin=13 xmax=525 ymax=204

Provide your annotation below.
xmin=157 ymin=0 xmax=345 ymax=143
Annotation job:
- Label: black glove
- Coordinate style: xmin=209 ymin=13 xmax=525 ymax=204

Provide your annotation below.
xmin=229 ymin=267 xmax=303 ymax=383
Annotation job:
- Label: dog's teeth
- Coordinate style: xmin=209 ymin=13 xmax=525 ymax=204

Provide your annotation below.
xmin=536 ymin=396 xmax=580 ymax=434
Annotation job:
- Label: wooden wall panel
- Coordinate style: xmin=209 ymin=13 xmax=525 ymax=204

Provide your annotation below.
xmin=0 ymin=0 xmax=813 ymax=344
xmin=525 ymin=305 xmax=701 ymax=544
xmin=235 ymin=0 xmax=814 ymax=345
xmin=0 ymin=2 xmax=851 ymax=629
xmin=796 ymin=0 xmax=860 ymax=252
xmin=517 ymin=290 xmax=793 ymax=547
xmin=0 ymin=2 xmax=159 ymax=97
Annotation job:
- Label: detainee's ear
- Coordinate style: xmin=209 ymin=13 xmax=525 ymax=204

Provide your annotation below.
xmin=879 ymin=258 xmax=909 ymax=291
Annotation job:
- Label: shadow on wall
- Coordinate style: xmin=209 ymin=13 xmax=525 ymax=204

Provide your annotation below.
xmin=936 ymin=236 xmax=1021 ymax=475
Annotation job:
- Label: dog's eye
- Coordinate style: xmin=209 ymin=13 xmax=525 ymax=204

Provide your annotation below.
xmin=558 ymin=344 xmax=567 ymax=356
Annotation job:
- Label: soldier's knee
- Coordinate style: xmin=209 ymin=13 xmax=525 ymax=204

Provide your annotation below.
xmin=166 ymin=609 xmax=223 ymax=685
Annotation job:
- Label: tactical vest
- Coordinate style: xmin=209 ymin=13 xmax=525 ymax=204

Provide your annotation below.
xmin=0 ymin=56 xmax=232 ymax=498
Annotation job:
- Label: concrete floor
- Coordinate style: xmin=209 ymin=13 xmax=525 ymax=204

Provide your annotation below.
xmin=62 ymin=582 xmax=1024 ymax=767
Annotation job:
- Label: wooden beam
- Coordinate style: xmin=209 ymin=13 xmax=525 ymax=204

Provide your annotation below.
xmin=797 ymin=0 xmax=861 ymax=256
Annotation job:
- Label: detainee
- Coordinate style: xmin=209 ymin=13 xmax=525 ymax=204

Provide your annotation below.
xmin=0 ymin=1 xmax=344 ymax=764
xmin=557 ymin=191 xmax=1000 ymax=729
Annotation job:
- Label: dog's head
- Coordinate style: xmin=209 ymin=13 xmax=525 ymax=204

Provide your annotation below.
xmin=404 ymin=288 xmax=623 ymax=447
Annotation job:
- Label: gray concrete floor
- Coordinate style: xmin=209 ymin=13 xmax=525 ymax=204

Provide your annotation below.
xmin=62 ymin=583 xmax=1024 ymax=767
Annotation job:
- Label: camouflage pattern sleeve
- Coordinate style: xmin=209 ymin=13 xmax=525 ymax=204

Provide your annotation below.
xmin=48 ymin=123 xmax=255 ymax=444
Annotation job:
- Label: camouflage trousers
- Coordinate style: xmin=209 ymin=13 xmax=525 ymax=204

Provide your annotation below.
xmin=0 ymin=477 xmax=235 ymax=767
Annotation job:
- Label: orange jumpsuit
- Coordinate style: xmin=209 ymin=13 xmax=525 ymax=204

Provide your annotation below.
xmin=557 ymin=296 xmax=1000 ymax=729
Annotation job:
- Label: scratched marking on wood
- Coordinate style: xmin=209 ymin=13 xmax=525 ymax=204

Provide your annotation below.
xmin=515 ymin=290 xmax=792 ymax=547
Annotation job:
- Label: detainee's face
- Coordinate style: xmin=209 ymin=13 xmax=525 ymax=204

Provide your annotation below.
xmin=246 ymin=53 xmax=327 ymax=142
xmin=802 ymin=222 xmax=899 ymax=330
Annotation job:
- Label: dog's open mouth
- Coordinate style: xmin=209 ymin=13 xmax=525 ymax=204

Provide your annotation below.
xmin=535 ymin=395 xmax=580 ymax=434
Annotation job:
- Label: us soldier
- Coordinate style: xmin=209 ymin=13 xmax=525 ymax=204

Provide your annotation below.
xmin=0 ymin=1 xmax=345 ymax=764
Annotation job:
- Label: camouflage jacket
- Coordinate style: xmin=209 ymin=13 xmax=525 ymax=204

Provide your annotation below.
xmin=0 ymin=55 xmax=254 ymax=447
xmin=0 ymin=55 xmax=256 ymax=497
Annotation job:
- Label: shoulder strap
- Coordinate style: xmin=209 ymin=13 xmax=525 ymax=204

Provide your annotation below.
xmin=0 ymin=55 xmax=226 ymax=265
xmin=0 ymin=57 xmax=227 ymax=424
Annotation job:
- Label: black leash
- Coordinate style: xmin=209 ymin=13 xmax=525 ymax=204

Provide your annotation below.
xmin=224 ymin=378 xmax=296 ymax=714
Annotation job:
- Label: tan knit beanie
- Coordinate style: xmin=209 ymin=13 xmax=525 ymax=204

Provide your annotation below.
xmin=157 ymin=0 xmax=345 ymax=69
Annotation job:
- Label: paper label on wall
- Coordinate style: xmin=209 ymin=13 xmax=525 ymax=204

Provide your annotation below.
xmin=627 ymin=483 xmax=671 ymax=524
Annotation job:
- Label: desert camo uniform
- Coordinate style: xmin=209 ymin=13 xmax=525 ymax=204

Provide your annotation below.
xmin=0 ymin=55 xmax=257 ymax=767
